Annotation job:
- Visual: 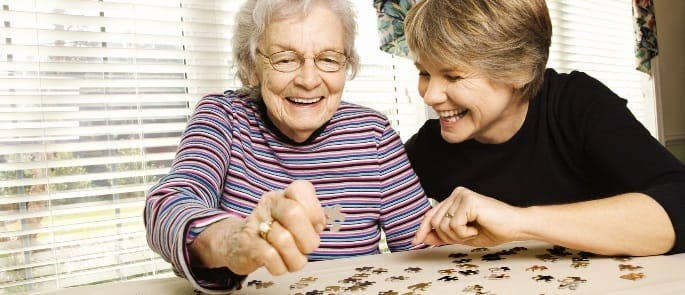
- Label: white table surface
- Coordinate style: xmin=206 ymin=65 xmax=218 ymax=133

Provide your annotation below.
xmin=43 ymin=241 xmax=685 ymax=294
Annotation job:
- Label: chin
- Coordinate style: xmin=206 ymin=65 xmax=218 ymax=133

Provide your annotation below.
xmin=441 ymin=131 xmax=469 ymax=144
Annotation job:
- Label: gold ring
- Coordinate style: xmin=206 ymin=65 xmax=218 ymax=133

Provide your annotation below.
xmin=444 ymin=212 xmax=454 ymax=218
xmin=258 ymin=220 xmax=273 ymax=240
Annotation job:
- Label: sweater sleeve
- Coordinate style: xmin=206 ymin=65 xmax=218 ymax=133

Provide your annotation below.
xmin=566 ymin=72 xmax=685 ymax=254
xmin=377 ymin=121 xmax=432 ymax=252
xmin=143 ymin=95 xmax=246 ymax=293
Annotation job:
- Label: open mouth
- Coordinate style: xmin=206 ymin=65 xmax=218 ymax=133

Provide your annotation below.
xmin=438 ymin=109 xmax=469 ymax=123
xmin=286 ymin=96 xmax=324 ymax=105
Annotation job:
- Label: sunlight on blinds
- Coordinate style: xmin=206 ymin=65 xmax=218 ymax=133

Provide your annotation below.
xmin=546 ymin=0 xmax=657 ymax=136
xmin=0 ymin=0 xmax=424 ymax=293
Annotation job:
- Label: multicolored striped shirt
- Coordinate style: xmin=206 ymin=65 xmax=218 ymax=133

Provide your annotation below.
xmin=144 ymin=91 xmax=431 ymax=292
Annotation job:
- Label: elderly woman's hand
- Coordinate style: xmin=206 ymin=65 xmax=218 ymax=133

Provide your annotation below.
xmin=412 ymin=187 xmax=527 ymax=247
xmin=189 ymin=180 xmax=326 ymax=276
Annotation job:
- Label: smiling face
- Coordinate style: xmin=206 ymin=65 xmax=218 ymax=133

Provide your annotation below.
xmin=256 ymin=4 xmax=347 ymax=143
xmin=415 ymin=58 xmax=529 ymax=144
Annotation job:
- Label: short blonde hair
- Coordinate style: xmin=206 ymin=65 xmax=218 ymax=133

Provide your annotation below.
xmin=233 ymin=0 xmax=360 ymax=88
xmin=405 ymin=0 xmax=552 ymax=101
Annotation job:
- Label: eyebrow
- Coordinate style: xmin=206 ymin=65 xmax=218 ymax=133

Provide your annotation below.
xmin=414 ymin=62 xmax=461 ymax=74
xmin=268 ymin=44 xmax=344 ymax=54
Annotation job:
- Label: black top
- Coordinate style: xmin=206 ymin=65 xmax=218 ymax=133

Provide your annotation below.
xmin=405 ymin=69 xmax=685 ymax=254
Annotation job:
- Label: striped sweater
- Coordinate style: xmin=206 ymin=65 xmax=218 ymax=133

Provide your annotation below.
xmin=144 ymin=91 xmax=431 ymax=292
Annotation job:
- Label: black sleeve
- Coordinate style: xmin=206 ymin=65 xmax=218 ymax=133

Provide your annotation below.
xmin=564 ymin=72 xmax=685 ymax=254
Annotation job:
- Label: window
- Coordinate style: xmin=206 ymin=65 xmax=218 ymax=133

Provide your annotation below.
xmin=0 ymin=0 xmax=422 ymax=293
xmin=546 ymin=0 xmax=657 ymax=136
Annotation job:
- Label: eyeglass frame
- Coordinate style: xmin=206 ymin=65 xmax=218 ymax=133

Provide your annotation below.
xmin=256 ymin=49 xmax=349 ymax=73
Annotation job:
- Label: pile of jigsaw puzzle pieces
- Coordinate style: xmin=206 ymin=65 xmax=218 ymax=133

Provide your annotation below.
xmin=243 ymin=244 xmax=647 ymax=294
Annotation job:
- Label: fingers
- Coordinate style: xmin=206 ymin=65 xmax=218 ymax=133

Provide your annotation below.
xmin=283 ymin=180 xmax=326 ymax=232
xmin=412 ymin=205 xmax=438 ymax=244
xmin=270 ymin=196 xmax=321 ymax=254
xmin=423 ymin=187 xmax=481 ymax=244
xmin=255 ymin=237 xmax=289 ymax=275
xmin=264 ymin=220 xmax=308 ymax=272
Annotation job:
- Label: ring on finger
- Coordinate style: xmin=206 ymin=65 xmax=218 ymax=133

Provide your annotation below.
xmin=444 ymin=212 xmax=454 ymax=218
xmin=258 ymin=220 xmax=274 ymax=240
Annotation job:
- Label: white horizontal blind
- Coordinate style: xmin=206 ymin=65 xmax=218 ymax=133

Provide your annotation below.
xmin=0 ymin=0 xmax=423 ymax=293
xmin=546 ymin=0 xmax=657 ymax=136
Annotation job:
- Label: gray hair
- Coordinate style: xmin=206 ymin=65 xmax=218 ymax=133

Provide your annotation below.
xmin=233 ymin=0 xmax=360 ymax=89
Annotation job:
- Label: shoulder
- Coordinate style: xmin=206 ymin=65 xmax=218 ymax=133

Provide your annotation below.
xmin=541 ymin=69 xmax=627 ymax=112
xmin=196 ymin=90 xmax=260 ymax=116
xmin=330 ymin=102 xmax=392 ymax=130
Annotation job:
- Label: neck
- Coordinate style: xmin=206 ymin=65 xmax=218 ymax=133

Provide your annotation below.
xmin=474 ymin=99 xmax=529 ymax=144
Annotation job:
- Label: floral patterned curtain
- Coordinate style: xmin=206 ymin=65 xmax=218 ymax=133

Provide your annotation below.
xmin=376 ymin=0 xmax=660 ymax=74
xmin=374 ymin=0 xmax=415 ymax=57
xmin=633 ymin=0 xmax=659 ymax=73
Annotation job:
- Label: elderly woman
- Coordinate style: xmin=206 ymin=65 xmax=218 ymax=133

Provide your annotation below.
xmin=144 ymin=0 xmax=431 ymax=292
xmin=404 ymin=0 xmax=685 ymax=256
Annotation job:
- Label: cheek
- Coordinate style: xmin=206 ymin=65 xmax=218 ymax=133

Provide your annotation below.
xmin=417 ymin=79 xmax=427 ymax=96
xmin=326 ymin=74 xmax=347 ymax=94
xmin=263 ymin=72 xmax=291 ymax=94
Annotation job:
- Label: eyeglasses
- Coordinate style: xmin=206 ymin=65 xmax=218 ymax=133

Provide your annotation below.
xmin=257 ymin=50 xmax=348 ymax=73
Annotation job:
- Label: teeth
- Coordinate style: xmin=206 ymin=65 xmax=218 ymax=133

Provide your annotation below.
xmin=287 ymin=97 xmax=322 ymax=104
xmin=438 ymin=109 xmax=466 ymax=118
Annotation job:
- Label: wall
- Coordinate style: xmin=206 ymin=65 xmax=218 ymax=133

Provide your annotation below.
xmin=653 ymin=0 xmax=685 ymax=161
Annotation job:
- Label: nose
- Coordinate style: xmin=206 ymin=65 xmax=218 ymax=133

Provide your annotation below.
xmin=294 ymin=58 xmax=323 ymax=90
xmin=421 ymin=79 xmax=447 ymax=106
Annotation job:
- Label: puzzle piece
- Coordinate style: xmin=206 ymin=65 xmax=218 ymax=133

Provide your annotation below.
xmin=247 ymin=280 xmax=274 ymax=289
xmin=576 ymin=251 xmax=597 ymax=258
xmin=485 ymin=273 xmax=510 ymax=280
xmin=547 ymin=245 xmax=572 ymax=256
xmin=355 ymin=266 xmax=374 ymax=272
xmin=338 ymin=277 xmax=360 ymax=284
xmin=456 ymin=263 xmax=479 ymax=269
xmin=323 ymin=204 xmax=345 ymax=232
xmin=290 ymin=277 xmax=317 ymax=290
xmin=533 ymin=275 xmax=554 ymax=282
xmin=404 ymin=267 xmax=422 ymax=273
xmin=289 ymin=282 xmax=309 ymax=290
xmin=385 ymin=276 xmax=409 ymax=282
xmin=459 ymin=269 xmax=479 ymax=276
xmin=535 ymin=254 xmax=559 ymax=262
xmin=481 ymin=253 xmax=504 ymax=261
xmin=618 ymin=264 xmax=643 ymax=271
xmin=620 ymin=272 xmax=645 ymax=281
xmin=471 ymin=247 xmax=489 ymax=252
xmin=378 ymin=291 xmax=399 ymax=295
xmin=452 ymin=258 xmax=473 ymax=264
xmin=372 ymin=268 xmax=388 ymax=274
xmin=324 ymin=285 xmax=341 ymax=292
xmin=526 ymin=265 xmax=548 ymax=271
xmin=438 ymin=268 xmax=458 ymax=275
xmin=462 ymin=284 xmax=495 ymax=295
xmin=438 ymin=275 xmax=459 ymax=281
xmin=344 ymin=281 xmax=375 ymax=292
xmin=558 ymin=276 xmax=587 ymax=290
xmin=571 ymin=261 xmax=589 ymax=268
xmin=495 ymin=249 xmax=517 ymax=255
xmin=448 ymin=252 xmax=468 ymax=258
xmin=407 ymin=282 xmax=431 ymax=291
xmin=488 ymin=266 xmax=511 ymax=272
xmin=463 ymin=284 xmax=484 ymax=292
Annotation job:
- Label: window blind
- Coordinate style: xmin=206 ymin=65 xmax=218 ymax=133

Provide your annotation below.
xmin=546 ymin=0 xmax=657 ymax=136
xmin=0 ymin=0 xmax=423 ymax=293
